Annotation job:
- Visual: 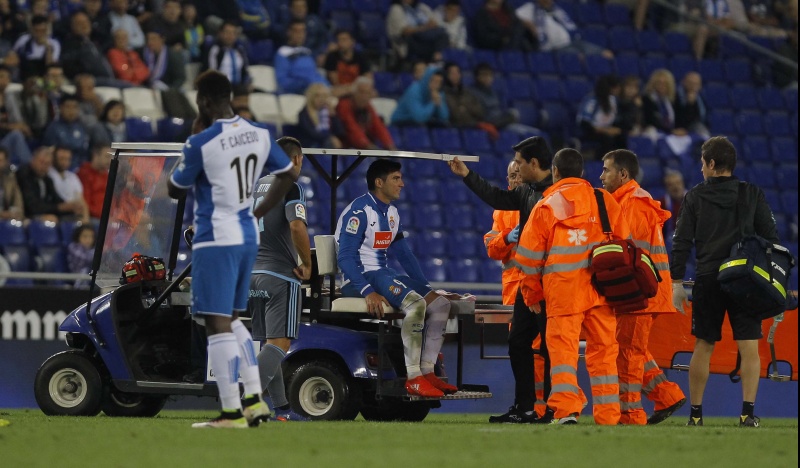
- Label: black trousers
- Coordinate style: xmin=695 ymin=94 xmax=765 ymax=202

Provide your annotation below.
xmin=507 ymin=289 xmax=550 ymax=410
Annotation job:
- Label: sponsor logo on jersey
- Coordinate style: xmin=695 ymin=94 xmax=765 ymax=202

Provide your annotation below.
xmin=389 ymin=285 xmax=403 ymax=296
xmin=295 ymin=204 xmax=306 ymax=220
xmin=373 ymin=231 xmax=392 ymax=249
xmin=389 ymin=216 xmax=396 ymax=229
xmin=346 ymin=216 xmax=360 ymax=234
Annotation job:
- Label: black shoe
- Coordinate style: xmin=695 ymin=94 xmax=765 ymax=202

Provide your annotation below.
xmin=488 ymin=406 xmax=538 ymax=424
xmin=647 ymin=398 xmax=686 ymax=425
xmin=532 ymin=407 xmax=555 ymax=424
xmin=739 ymin=415 xmax=760 ymax=427
xmin=686 ymin=416 xmax=703 ymax=426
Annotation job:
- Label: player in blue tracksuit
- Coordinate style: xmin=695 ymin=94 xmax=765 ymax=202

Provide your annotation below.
xmin=334 ymin=158 xmax=457 ymax=398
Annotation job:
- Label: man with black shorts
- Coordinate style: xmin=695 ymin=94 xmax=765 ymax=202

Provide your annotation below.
xmin=671 ymin=136 xmax=778 ymax=427
xmin=249 ymin=136 xmax=312 ymax=422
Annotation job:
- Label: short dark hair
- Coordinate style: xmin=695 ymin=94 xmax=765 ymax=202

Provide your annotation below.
xmin=195 ymin=70 xmax=231 ymax=102
xmin=553 ymin=148 xmax=584 ymax=179
xmin=367 ymin=158 xmax=401 ymax=191
xmin=701 ymin=136 xmax=737 ymax=173
xmin=277 ymin=136 xmax=303 ymax=158
xmin=101 ymin=99 xmax=125 ymax=121
xmin=220 ymin=20 xmax=239 ymax=30
xmin=512 ymin=136 xmax=552 ymax=170
xmin=602 ymin=149 xmax=639 ymax=181
xmin=289 ymin=19 xmax=306 ymax=29
xmin=334 ymin=29 xmax=352 ymax=39
xmin=60 ymin=94 xmax=79 ymax=105
xmin=71 ymin=224 xmax=95 ymax=244
xmin=54 ymin=145 xmax=72 ymax=156
xmin=31 ymin=15 xmax=49 ymax=27
xmin=474 ymin=62 xmax=493 ymax=76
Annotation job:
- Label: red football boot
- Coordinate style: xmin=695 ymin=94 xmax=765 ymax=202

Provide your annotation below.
xmin=423 ymin=373 xmax=458 ymax=394
xmin=405 ymin=375 xmax=444 ymax=398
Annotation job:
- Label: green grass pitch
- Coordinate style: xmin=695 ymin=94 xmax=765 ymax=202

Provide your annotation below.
xmin=0 ymin=410 xmax=797 ymax=468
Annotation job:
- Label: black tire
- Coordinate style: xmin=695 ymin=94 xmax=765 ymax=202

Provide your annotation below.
xmin=360 ymin=399 xmax=431 ymax=422
xmin=34 ymin=351 xmax=104 ymax=416
xmin=287 ymin=360 xmax=362 ymax=421
xmin=102 ymin=388 xmax=168 ymax=417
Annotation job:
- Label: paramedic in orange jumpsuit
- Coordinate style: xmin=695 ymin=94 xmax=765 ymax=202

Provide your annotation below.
xmin=599 ymin=149 xmax=687 ymax=425
xmin=517 ymin=148 xmax=629 ymax=425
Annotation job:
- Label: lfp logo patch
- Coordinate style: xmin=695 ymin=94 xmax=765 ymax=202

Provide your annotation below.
xmin=345 ymin=216 xmax=360 ymax=234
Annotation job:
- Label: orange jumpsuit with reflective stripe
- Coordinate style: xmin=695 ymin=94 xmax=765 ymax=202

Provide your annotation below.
xmin=517 ymin=178 xmax=629 ymax=425
xmin=612 ymin=180 xmax=686 ymax=425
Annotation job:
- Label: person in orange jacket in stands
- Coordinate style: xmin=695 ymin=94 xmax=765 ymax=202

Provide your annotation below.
xmin=516 ymin=148 xmax=629 ymax=425
xmin=599 ymin=149 xmax=687 ymax=425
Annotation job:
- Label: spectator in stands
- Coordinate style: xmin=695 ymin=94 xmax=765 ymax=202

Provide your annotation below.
xmin=0 ymin=0 xmax=27 ymax=43
xmin=442 ymin=62 xmax=486 ymax=129
xmin=773 ymin=28 xmax=798 ymax=88
xmin=473 ymin=0 xmax=528 ymax=51
xmin=471 ymin=63 xmax=519 ymax=131
xmin=0 ymin=19 xmax=17 ymax=69
xmin=143 ymin=30 xmax=185 ymax=90
xmin=297 ymin=82 xmax=343 ymax=149
xmin=74 ymin=74 xmax=106 ymax=144
xmin=12 ymin=75 xmax=49 ymax=140
xmin=234 ymin=0 xmax=274 ymax=41
xmin=615 ymin=75 xmax=643 ymax=138
xmin=515 ymin=0 xmax=613 ymax=57
xmin=324 ymin=29 xmax=371 ymax=87
xmin=391 ymin=64 xmax=449 ymax=126
xmin=641 ymin=69 xmax=677 ymax=136
xmin=81 ymin=0 xmax=113 ymax=52
xmin=109 ymin=0 xmax=145 ymax=50
xmin=578 ymin=74 xmax=625 ymax=157
xmin=674 ymin=71 xmax=710 ymax=138
xmin=658 ymin=168 xmax=687 ymax=237
xmin=48 ymin=146 xmax=89 ymax=222
xmin=434 ymin=0 xmax=469 ymax=51
xmin=77 ymin=144 xmax=110 ymax=220
xmin=97 ymin=99 xmax=128 ymax=144
xmin=126 ymin=0 xmax=155 ymax=24
xmin=43 ymin=94 xmax=90 ymax=163
xmin=278 ymin=0 xmax=329 ymax=65
xmin=107 ymin=28 xmax=150 ymax=86
xmin=387 ymin=0 xmax=450 ymax=62
xmin=143 ymin=0 xmax=185 ymax=48
xmin=412 ymin=59 xmax=428 ymax=81
xmin=16 ymin=146 xmax=83 ymax=222
xmin=182 ymin=1 xmax=204 ymax=62
xmin=204 ymin=20 xmax=252 ymax=92
xmin=67 ymin=224 xmax=95 ymax=280
xmin=61 ymin=11 xmax=129 ymax=88
xmin=0 ymin=146 xmax=24 ymax=220
xmin=336 ymin=76 xmax=397 ymax=150
xmin=607 ymin=0 xmax=650 ymax=30
xmin=43 ymin=62 xmax=65 ymax=118
xmin=274 ymin=19 xmax=329 ymax=94
xmin=743 ymin=0 xmax=790 ymax=37
xmin=0 ymin=64 xmax=32 ymax=165
xmin=12 ymin=15 xmax=60 ymax=80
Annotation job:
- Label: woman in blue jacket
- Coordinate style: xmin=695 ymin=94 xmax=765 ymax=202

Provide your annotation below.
xmin=391 ymin=65 xmax=449 ymax=126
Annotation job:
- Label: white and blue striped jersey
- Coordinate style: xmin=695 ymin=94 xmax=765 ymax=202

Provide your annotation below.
xmin=170 ymin=115 xmax=293 ymax=250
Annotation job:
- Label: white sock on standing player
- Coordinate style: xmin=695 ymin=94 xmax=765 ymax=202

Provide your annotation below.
xmin=400 ymin=293 xmax=427 ymax=378
xmin=420 ymin=296 xmax=450 ymax=375
xmin=230 ymin=319 xmax=263 ymax=397
xmin=207 ymin=332 xmax=242 ymax=411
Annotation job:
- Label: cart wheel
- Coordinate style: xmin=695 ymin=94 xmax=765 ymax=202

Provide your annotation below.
xmin=360 ymin=399 xmax=431 ymax=422
xmin=34 ymin=351 xmax=104 ymax=416
xmin=287 ymin=360 xmax=361 ymax=421
xmin=102 ymin=388 xmax=168 ymax=417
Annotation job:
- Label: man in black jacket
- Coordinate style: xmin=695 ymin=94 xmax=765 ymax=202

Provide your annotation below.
xmin=448 ymin=136 xmax=553 ymax=423
xmin=670 ymin=136 xmax=778 ymax=428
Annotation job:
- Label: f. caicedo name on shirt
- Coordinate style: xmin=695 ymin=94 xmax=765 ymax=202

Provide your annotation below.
xmin=220 ymin=130 xmax=260 ymax=150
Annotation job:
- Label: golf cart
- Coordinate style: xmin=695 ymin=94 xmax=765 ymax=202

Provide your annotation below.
xmin=33 ymin=143 xmax=492 ymax=421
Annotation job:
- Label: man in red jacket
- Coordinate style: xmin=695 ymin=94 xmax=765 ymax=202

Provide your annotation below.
xmin=77 ymin=145 xmax=111 ymax=220
xmin=336 ymin=77 xmax=396 ymax=150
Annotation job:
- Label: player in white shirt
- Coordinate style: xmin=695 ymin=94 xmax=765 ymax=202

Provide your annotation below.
xmin=168 ymin=70 xmax=297 ymax=428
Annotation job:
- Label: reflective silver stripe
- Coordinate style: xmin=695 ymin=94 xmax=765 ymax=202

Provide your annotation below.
xmin=650 ymin=245 xmax=668 ymax=255
xmin=549 ymin=243 xmax=599 ymax=255
xmin=655 ymin=262 xmax=670 ymax=271
xmin=516 ymin=245 xmax=546 ymax=260
xmin=502 ymin=259 xmax=522 ymax=271
xmin=644 ymin=360 xmax=659 ymax=372
xmin=590 ymin=375 xmax=619 ymax=386
xmin=535 ymin=399 xmax=547 ymax=406
xmin=642 ymin=374 xmax=667 ymax=395
xmin=593 ymin=394 xmax=620 ymax=405
xmin=487 ymin=230 xmax=500 ymax=235
xmin=534 ymin=382 xmax=544 ymax=390
xmin=620 ymin=400 xmax=644 ymax=411
xmin=619 ymin=383 xmax=642 ymax=393
xmin=551 ymin=383 xmax=581 ymax=395
xmin=543 ymin=259 xmax=589 ymax=275
xmin=551 ymin=364 xmax=577 ymax=376
xmin=518 ymin=264 xmax=543 ymax=275
xmin=633 ymin=240 xmax=652 ymax=251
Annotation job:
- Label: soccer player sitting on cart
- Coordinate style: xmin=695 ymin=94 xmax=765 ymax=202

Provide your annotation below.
xmin=334 ymin=158 xmax=457 ymax=398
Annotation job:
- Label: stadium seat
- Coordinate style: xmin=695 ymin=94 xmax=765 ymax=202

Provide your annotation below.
xmin=783 ymin=88 xmax=797 ymax=112
xmin=719 ymin=34 xmax=748 ymax=58
xmin=387 ymin=125 xmax=403 ymax=147
xmin=763 ymin=111 xmax=791 ymax=137
xmin=446 ymin=230 xmax=482 ymax=259
xmin=556 ymin=52 xmax=585 ymax=77
xmin=725 ymin=59 xmax=753 ymax=83
xmin=563 ymin=80 xmax=593 ymax=107
xmin=663 ymin=32 xmax=693 ymax=56
xmin=415 ymin=203 xmax=445 ymax=229
xmin=639 ymin=157 xmax=663 ymax=190
xmin=584 ymin=54 xmax=614 ymax=79
xmin=729 ymin=85 xmax=759 ymax=111
xmin=401 ymin=126 xmax=432 ymax=151
xmin=421 ymin=257 xmax=447 ymax=282
xmin=604 ymin=3 xmax=632 ymax=27
xmin=741 ymin=136 xmax=771 ymax=163
xmin=430 ymin=127 xmax=462 ymax=152
xmin=640 ymin=54 xmax=669 ymax=79
xmin=447 ymin=258 xmax=480 ymax=283
xmin=58 ymin=220 xmax=80 ymax=246
xmin=698 ymin=59 xmax=726 ymax=83
xmin=528 ymin=52 xmax=558 ymax=75
xmin=480 ymin=258 xmax=503 ymax=283
xmin=2 ymin=244 xmax=32 ymax=271
xmin=757 ymin=87 xmax=786 ymax=110
xmin=474 ymin=152 xmax=501 ymax=179
xmin=534 ymin=78 xmax=564 ymax=103
xmin=499 ymin=50 xmax=528 ymax=74
xmin=736 ymin=111 xmax=764 ymax=136
xmin=442 ymin=48 xmax=471 ymax=71
xmin=374 ymin=71 xmax=399 ymax=97
xmin=370 ymin=97 xmax=397 ymax=124
xmin=583 ymin=160 xmax=603 ymax=184
xmin=358 ymin=12 xmax=387 ymax=52
xmin=122 ymin=87 xmax=164 ymax=120
xmin=418 ymin=230 xmax=447 ymax=256
xmin=775 ymin=164 xmax=798 ymax=190
xmin=246 ymin=39 xmax=274 ymax=64
xmin=780 ymin=192 xmax=798 ymax=216
xmin=444 ymin=205 xmax=474 ymax=230
xmin=329 ymin=10 xmax=355 ymax=32
xmin=577 ymin=1 xmax=604 ymax=25
xmin=749 ymin=162 xmax=775 ymax=185
xmin=36 ymin=245 xmax=67 ymax=273
xmin=0 ymin=219 xmax=26 ymax=246
xmin=770 ymin=137 xmax=797 ymax=163
xmin=668 ymin=55 xmax=698 ymax=79
xmin=249 ymin=65 xmax=277 ymax=93
xmin=539 ymin=102 xmax=571 ymax=138
xmin=28 ymin=220 xmax=61 ymax=248
xmin=320 ymin=0 xmax=350 ymax=15
xmin=636 ymin=30 xmax=664 ymax=54
xmin=125 ymin=117 xmax=156 ymax=142
xmin=408 ymin=179 xmax=440 ymax=204
xmin=473 ymin=49 xmax=498 ymax=69
xmin=702 ymin=83 xmax=731 ymax=109
xmin=183 ymin=89 xmax=198 ymax=113
xmin=157 ymin=117 xmax=188 ymax=142
xmin=581 ymin=27 xmax=608 ymax=50
xmin=439 ymin=179 xmax=472 ymax=204
xmin=514 ymin=99 xmax=540 ymax=127
xmin=505 ymin=75 xmax=535 ymax=101
xmin=461 ymin=128 xmax=492 ymax=153
xmin=708 ymin=110 xmax=736 ymax=135
xmin=277 ymin=94 xmax=306 ymax=125
xmin=627 ymin=136 xmax=656 ymax=158
xmin=614 ymin=53 xmax=640 ymax=78
xmin=95 ymin=86 xmax=122 ymax=104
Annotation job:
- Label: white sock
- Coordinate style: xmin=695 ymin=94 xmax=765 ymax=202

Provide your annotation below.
xmin=207 ymin=332 xmax=242 ymax=411
xmin=420 ymin=296 xmax=450 ymax=375
xmin=230 ymin=319 xmax=263 ymax=397
xmin=400 ymin=293 xmax=426 ymax=378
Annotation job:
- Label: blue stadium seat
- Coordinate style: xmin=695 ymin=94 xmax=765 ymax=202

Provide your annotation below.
xmin=447 ymin=258 xmax=480 ymax=283
xmin=59 ymin=220 xmax=80 ymax=246
xmin=663 ymin=32 xmax=693 ymax=56
xmin=329 ymin=10 xmax=356 ymax=32
xmin=430 ymin=127 xmax=463 ymax=152
xmin=708 ymin=110 xmax=736 ymax=135
xmin=439 ymin=179 xmax=472 ymax=203
xmin=480 ymin=258 xmax=503 ymax=283
xmin=729 ymin=86 xmax=759 ymax=111
xmin=444 ymin=206 xmax=474 ymax=230
xmin=775 ymin=164 xmax=798 ymax=190
xmin=36 ymin=245 xmax=67 ymax=273
xmin=494 ymin=130 xmax=521 ymax=155
xmin=577 ymin=1 xmax=604 ymax=25
xmin=528 ymin=52 xmax=558 ymax=75
xmin=401 ymin=126 xmax=432 ymax=151
xmin=474 ymin=152 xmax=500 ymax=180
xmin=702 ymin=84 xmax=731 ymax=109
xmin=763 ymin=111 xmax=791 ymax=137
xmin=772 ymin=213 xmax=790 ymax=240
xmin=461 ymin=128 xmax=492 ymax=153
xmin=442 ymin=48 xmax=471 ymax=71
xmin=387 ymin=125 xmax=403 ymax=147
xmin=719 ymin=35 xmax=748 ymax=58
xmin=534 ymin=78 xmax=564 ymax=102
xmin=724 ymin=59 xmax=753 ymax=83
xmin=246 ymin=39 xmax=274 ymax=64
xmin=783 ymin=88 xmax=798 ymax=111
xmin=473 ymin=49 xmax=498 ymax=69
xmin=320 ymin=0 xmax=351 ymax=14
xmin=609 ymin=29 xmax=637 ymax=53
xmin=748 ymin=162 xmax=775 ymax=185
xmin=126 ymin=117 xmax=155 ymax=142
xmin=627 ymin=136 xmax=656 ymax=158
xmin=28 ymin=220 xmax=60 ymax=248
xmin=668 ymin=55 xmax=698 ymax=79
xmin=736 ymin=111 xmax=764 ymax=136
xmin=539 ymin=102 xmax=571 ymax=139
xmin=505 ymin=76 xmax=535 ymax=101
xmin=499 ymin=50 xmax=528 ymax=74
xmin=415 ymin=203 xmax=444 ymax=228
xmin=563 ymin=79 xmax=593 ymax=107
xmin=515 ymin=100 xmax=540 ymax=127
xmin=581 ymin=27 xmax=608 ymax=49
xmin=639 ymin=157 xmax=663 ymax=191
xmin=157 ymin=117 xmax=188 ymax=142
xmin=770 ymin=137 xmax=797 ymax=163
xmin=640 ymin=54 xmax=669 ymax=79
xmin=421 ymin=257 xmax=447 ymax=282
xmin=757 ymin=87 xmax=786 ymax=111
xmin=2 ymin=244 xmax=32 ymax=272
xmin=583 ymin=160 xmax=603 ymax=185
xmin=780 ymin=192 xmax=798 ymax=217
xmin=374 ymin=71 xmax=399 ymax=97
xmin=741 ymin=136 xmax=771 ymax=163
xmin=0 ymin=219 xmax=26 ymax=246
xmin=637 ymin=30 xmax=664 ymax=54
xmin=358 ymin=12 xmax=388 ymax=52
xmin=448 ymin=231 xmax=483 ymax=258
xmin=557 ymin=53 xmax=585 ymax=77
xmin=698 ymin=59 xmax=726 ymax=83
xmin=614 ymin=53 xmax=640 ymax=78
xmin=604 ymin=3 xmax=632 ymax=27
xmin=584 ymin=54 xmax=614 ymax=79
